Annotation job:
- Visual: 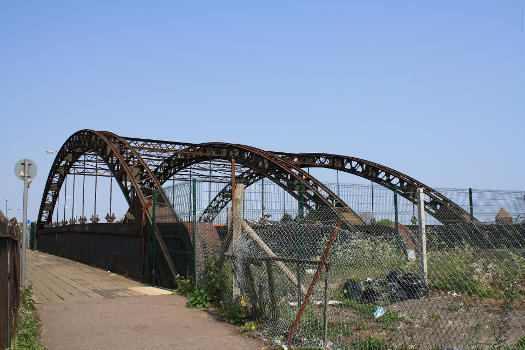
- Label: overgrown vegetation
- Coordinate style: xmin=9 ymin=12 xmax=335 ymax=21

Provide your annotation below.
xmin=11 ymin=285 xmax=43 ymax=350
xmin=328 ymin=235 xmax=525 ymax=301
xmin=173 ymin=260 xmax=249 ymax=325
xmin=221 ymin=299 xmax=247 ymax=324
xmin=428 ymin=247 xmax=525 ymax=300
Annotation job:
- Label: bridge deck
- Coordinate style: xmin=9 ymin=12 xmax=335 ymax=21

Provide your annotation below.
xmin=27 ymin=250 xmax=168 ymax=303
xmin=25 ymin=250 xmax=266 ymax=350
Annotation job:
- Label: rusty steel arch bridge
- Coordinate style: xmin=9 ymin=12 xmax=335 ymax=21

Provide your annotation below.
xmin=36 ymin=129 xmax=474 ymax=285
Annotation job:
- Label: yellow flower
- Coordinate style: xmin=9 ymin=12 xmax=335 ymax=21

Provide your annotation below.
xmin=240 ymin=296 xmax=247 ymax=307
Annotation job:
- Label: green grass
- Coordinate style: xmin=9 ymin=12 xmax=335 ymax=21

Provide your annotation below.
xmin=328 ymin=237 xmax=525 ymax=301
xmin=11 ymin=285 xmax=44 ymax=350
xmin=339 ymin=299 xmax=402 ymax=331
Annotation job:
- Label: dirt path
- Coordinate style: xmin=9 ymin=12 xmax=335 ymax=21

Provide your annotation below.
xmin=27 ymin=251 xmax=269 ymax=350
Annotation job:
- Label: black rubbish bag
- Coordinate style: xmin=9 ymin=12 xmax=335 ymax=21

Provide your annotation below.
xmin=342 ymin=279 xmax=363 ymax=301
xmin=399 ymin=273 xmax=429 ymax=299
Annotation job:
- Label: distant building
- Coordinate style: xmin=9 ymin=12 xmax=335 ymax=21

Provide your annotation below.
xmin=495 ymin=208 xmax=513 ymax=224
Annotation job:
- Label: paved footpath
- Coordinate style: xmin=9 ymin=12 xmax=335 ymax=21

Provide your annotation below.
xmin=27 ymin=250 xmax=269 ymax=350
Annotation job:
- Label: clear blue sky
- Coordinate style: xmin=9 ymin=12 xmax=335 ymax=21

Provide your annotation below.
xmin=1 ymin=1 xmax=523 ymax=222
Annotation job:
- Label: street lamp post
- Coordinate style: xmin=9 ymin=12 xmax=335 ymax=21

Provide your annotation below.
xmin=14 ymin=158 xmax=37 ymax=286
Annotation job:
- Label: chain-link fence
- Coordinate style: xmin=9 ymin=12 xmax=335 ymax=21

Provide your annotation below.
xmin=153 ymin=179 xmax=525 ymax=349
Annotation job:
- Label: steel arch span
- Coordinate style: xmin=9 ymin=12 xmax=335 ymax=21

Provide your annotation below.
xmin=36 ymin=130 xmax=475 ymax=284
xmin=199 ymin=152 xmax=474 ymax=225
xmin=38 ymin=130 xmax=474 ymax=229
xmin=37 ymin=130 xmax=176 ymax=228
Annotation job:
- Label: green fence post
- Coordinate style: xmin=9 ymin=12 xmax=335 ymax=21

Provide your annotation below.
xmin=152 ymin=190 xmax=157 ymax=285
xmin=192 ymin=179 xmax=197 ymax=283
xmin=468 ymin=188 xmax=474 ymax=221
xmin=393 ymin=185 xmax=403 ymax=252
xmin=394 ymin=185 xmax=399 ymax=232
xmin=29 ymin=222 xmax=35 ymax=250
xmin=298 ymin=182 xmax=305 ymax=301
xmin=299 ymin=181 xmax=305 ymax=258
xmin=468 ymin=187 xmax=475 ymax=244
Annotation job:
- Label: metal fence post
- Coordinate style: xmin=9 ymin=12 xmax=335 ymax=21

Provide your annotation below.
xmin=393 ymin=185 xmax=399 ymax=235
xmin=468 ymin=187 xmax=474 ymax=221
xmin=322 ymin=264 xmax=330 ymax=346
xmin=468 ymin=187 xmax=476 ymax=244
xmin=29 ymin=222 xmax=35 ymax=251
xmin=393 ymin=185 xmax=403 ymax=252
xmin=151 ymin=190 xmax=157 ymax=285
xmin=417 ymin=188 xmax=428 ymax=282
xmin=192 ymin=179 xmax=197 ymax=283
xmin=298 ymin=182 xmax=305 ymax=300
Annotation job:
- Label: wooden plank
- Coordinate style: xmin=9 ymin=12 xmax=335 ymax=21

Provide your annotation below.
xmin=241 ymin=220 xmax=307 ymax=294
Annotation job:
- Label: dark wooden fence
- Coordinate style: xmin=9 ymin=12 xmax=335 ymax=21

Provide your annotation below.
xmin=37 ymin=223 xmax=144 ymax=280
xmin=0 ymin=211 xmax=20 ymax=350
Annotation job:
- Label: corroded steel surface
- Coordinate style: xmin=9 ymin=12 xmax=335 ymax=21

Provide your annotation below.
xmin=38 ymin=130 xmax=473 ymax=230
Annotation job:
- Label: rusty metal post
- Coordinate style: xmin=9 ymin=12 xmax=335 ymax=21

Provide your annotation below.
xmin=287 ymin=221 xmax=342 ymax=347
xmin=323 ymin=264 xmax=330 ymax=346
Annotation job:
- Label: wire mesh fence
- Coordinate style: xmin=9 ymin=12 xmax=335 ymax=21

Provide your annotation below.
xmin=153 ymin=179 xmax=525 ymax=350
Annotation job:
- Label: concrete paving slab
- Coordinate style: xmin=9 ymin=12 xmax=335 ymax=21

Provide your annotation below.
xmin=27 ymin=251 xmax=269 ymax=350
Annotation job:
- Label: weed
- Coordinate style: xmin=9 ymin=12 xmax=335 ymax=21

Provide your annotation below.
xmin=356 ymin=323 xmax=370 ymax=330
xmin=186 ymin=288 xmax=214 ymax=308
xmin=341 ymin=298 xmax=401 ymax=332
xmin=356 ymin=336 xmax=388 ymax=350
xmin=198 ymin=260 xmax=231 ymax=304
xmin=241 ymin=320 xmax=262 ymax=332
xmin=428 ymin=313 xmax=442 ymax=321
xmin=221 ymin=299 xmax=247 ymax=324
xmin=327 ymin=324 xmax=353 ymax=337
xmin=341 ymin=299 xmax=376 ymax=317
xmin=377 ymin=310 xmax=401 ymax=330
xmin=11 ymin=285 xmax=44 ymax=350
xmin=174 ymin=274 xmax=194 ymax=297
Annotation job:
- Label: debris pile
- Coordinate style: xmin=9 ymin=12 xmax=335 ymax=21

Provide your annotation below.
xmin=343 ymin=270 xmax=429 ymax=304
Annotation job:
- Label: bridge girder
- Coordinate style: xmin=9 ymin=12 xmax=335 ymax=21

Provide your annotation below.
xmin=38 ymin=130 xmax=474 ymax=232
xmin=199 ymin=153 xmax=474 ymax=225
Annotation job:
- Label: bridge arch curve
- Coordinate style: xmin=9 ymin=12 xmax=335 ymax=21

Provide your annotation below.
xmin=37 ymin=130 xmax=177 ymax=229
xmin=276 ymin=152 xmax=474 ymax=224
xmin=150 ymin=142 xmax=365 ymax=226
xmin=199 ymin=153 xmax=473 ymax=225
